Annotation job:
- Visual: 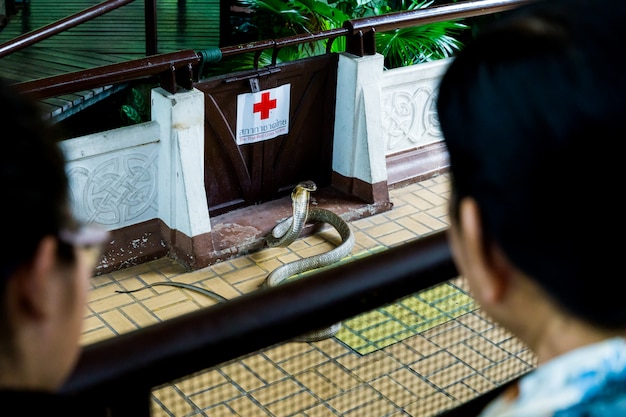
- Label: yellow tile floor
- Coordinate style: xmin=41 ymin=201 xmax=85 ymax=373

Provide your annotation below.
xmin=83 ymin=173 xmax=537 ymax=416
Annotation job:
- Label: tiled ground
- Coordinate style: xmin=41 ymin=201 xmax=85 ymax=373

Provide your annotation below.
xmin=83 ymin=173 xmax=537 ymax=416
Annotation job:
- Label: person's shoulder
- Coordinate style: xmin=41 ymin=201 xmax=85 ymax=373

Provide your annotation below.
xmin=478 ymin=339 xmax=626 ymax=416
xmin=556 ymin=391 xmax=626 ymax=417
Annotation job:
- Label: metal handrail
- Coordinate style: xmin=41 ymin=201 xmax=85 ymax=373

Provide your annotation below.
xmin=0 ymin=0 xmax=154 ymax=58
xmin=344 ymin=0 xmax=535 ymax=55
xmin=12 ymin=0 xmax=533 ymax=98
xmin=346 ymin=0 xmax=533 ymax=32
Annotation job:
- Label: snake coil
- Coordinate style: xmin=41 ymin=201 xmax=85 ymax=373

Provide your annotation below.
xmin=116 ymin=181 xmax=354 ymax=342
xmin=262 ymin=180 xmax=355 ymax=342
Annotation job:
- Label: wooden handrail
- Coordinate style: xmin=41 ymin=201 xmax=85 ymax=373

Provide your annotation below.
xmin=14 ymin=50 xmax=202 ymax=99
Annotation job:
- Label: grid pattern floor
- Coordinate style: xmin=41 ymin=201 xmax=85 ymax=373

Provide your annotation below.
xmin=83 ymin=173 xmax=537 ymax=416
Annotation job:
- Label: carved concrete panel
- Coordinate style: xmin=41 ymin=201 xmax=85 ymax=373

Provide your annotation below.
xmin=381 ymin=58 xmax=452 ymax=155
xmin=60 ymin=122 xmax=160 ymax=229
xmin=66 ymin=149 xmax=159 ymax=227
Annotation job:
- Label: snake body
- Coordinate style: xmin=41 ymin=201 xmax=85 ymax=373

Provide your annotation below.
xmin=116 ymin=282 xmax=228 ymax=303
xmin=262 ymin=181 xmax=355 ymax=342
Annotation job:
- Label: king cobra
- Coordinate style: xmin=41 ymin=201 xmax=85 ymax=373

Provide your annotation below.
xmin=116 ymin=181 xmax=354 ymax=342
xmin=262 ymin=180 xmax=355 ymax=342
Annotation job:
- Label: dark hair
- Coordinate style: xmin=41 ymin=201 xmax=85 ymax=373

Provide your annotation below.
xmin=436 ymin=0 xmax=626 ymax=327
xmin=0 ymin=78 xmax=72 ymax=282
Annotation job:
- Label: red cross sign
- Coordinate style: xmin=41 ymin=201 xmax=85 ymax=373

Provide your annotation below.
xmin=253 ymin=92 xmax=277 ymax=120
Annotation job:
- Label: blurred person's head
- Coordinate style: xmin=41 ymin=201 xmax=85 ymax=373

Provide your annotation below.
xmin=437 ymin=0 xmax=626 ymax=361
xmin=0 ymin=78 xmax=107 ymax=391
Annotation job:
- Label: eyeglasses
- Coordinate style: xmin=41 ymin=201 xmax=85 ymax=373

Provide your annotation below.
xmin=58 ymin=223 xmax=110 ymax=271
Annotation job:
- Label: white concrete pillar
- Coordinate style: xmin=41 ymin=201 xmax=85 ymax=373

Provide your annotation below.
xmin=152 ymin=87 xmax=211 ymax=237
xmin=333 ymin=52 xmax=388 ymax=185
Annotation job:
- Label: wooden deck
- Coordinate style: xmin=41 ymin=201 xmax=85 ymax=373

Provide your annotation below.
xmin=0 ymin=0 xmax=222 ymax=120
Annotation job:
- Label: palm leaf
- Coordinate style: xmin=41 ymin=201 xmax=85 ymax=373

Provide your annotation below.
xmin=120 ymin=104 xmax=143 ymax=125
xmin=130 ymin=87 xmax=148 ymax=119
xmin=377 ymin=21 xmax=466 ymax=68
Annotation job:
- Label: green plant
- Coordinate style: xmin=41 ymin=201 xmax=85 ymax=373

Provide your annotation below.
xmin=205 ymin=0 xmax=466 ymax=77
xmin=375 ymin=1 xmax=466 ymax=68
xmin=119 ymin=85 xmax=150 ymax=125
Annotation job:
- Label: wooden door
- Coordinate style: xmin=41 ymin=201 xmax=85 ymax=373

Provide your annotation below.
xmin=195 ymin=53 xmax=339 ymax=216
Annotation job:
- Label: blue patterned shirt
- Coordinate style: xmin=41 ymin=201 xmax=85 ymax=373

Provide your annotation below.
xmin=479 ymin=337 xmax=626 ymax=417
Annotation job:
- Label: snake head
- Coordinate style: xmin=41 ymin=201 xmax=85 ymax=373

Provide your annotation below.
xmin=297 ymin=180 xmax=317 ymax=192
xmin=292 ymin=180 xmax=317 ymax=199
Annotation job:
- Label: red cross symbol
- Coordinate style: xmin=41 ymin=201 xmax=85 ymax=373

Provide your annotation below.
xmin=253 ymin=92 xmax=277 ymax=120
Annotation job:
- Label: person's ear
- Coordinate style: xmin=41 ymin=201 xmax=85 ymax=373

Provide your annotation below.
xmin=457 ymin=197 xmax=510 ymax=305
xmin=14 ymin=236 xmax=59 ymax=320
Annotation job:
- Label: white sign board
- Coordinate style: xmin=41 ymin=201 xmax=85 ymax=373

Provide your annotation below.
xmin=236 ymin=84 xmax=291 ymax=145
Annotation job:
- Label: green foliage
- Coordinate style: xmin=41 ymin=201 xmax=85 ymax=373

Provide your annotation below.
xmin=119 ymin=86 xmax=151 ymax=125
xmin=376 ymin=7 xmax=467 ymax=67
xmin=370 ymin=0 xmax=467 ymax=68
xmin=120 ymin=104 xmax=143 ymax=125
xmin=329 ymin=0 xmax=396 ymax=18
xmin=204 ymin=0 xmax=467 ymax=77
xmin=240 ymin=0 xmax=350 ymax=35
